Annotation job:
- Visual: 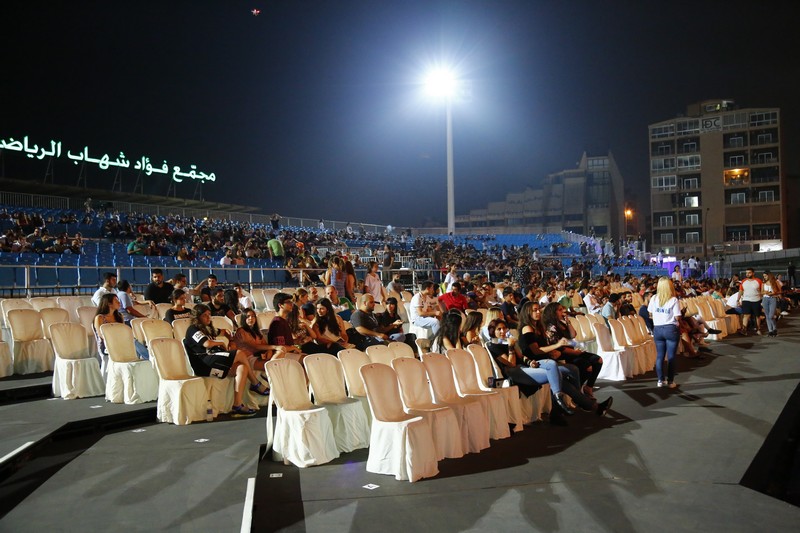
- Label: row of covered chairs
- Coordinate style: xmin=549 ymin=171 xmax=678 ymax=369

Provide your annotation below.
xmin=261 ymin=341 xmax=555 ymax=482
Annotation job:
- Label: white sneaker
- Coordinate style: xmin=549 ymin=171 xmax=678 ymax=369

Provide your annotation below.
xmin=781 ymin=311 xmax=789 ymax=315
xmin=657 ymin=380 xmax=665 ymax=388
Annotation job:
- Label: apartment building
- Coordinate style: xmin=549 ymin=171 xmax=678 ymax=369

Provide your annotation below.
xmin=454 ymin=152 xmax=625 ymax=237
xmin=649 ymin=99 xmax=785 ymax=256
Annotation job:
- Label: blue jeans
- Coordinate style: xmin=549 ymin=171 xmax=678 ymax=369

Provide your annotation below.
xmin=762 ymin=296 xmax=777 ymax=332
xmin=653 ymin=324 xmax=679 ymax=382
xmin=521 ymin=359 xmax=562 ymax=394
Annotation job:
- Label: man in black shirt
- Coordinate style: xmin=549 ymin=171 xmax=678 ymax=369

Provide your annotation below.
xmin=144 ymin=268 xmax=174 ymax=304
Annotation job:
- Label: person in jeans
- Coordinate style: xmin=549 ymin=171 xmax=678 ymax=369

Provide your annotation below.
xmin=648 ymin=277 xmax=681 ymax=389
xmin=761 ymin=271 xmax=782 ymax=337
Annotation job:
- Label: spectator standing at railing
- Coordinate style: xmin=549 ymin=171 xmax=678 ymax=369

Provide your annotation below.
xmin=382 ymin=245 xmax=395 ymax=282
xmin=266 ymin=233 xmax=284 ymax=262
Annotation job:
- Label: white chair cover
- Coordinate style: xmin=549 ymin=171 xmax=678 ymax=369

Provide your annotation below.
xmin=0 ymin=341 xmax=12 ymax=377
xmin=2 ymin=299 xmax=33 ymax=342
xmin=466 ymin=344 xmax=526 ymax=431
xmin=337 ymin=348 xmax=372 ymax=424
xmin=56 ymin=296 xmax=84 ymax=323
xmin=574 ymin=315 xmax=599 ymax=354
xmin=593 ymin=322 xmax=634 ymax=381
xmin=264 ymin=358 xmax=340 ymax=467
xmin=76 ymin=306 xmax=100 ymax=359
xmin=8 ymin=308 xmax=54 ymax=374
xmin=422 ymin=353 xmax=490 ymax=454
xmin=414 ymin=338 xmax=431 ymax=358
xmin=388 ymin=341 xmax=415 ymax=360
xmin=141 ymin=319 xmax=174 ymax=346
xmin=100 ymin=323 xmax=159 ymax=404
xmin=365 ymin=344 xmax=395 ymax=366
xmin=50 ymin=322 xmax=105 ymax=399
xmin=171 ymin=318 xmax=193 ymax=347
xmin=256 ymin=311 xmax=276 ymax=332
xmin=130 ymin=318 xmax=148 ymax=346
xmin=446 ymin=348 xmax=510 ymax=440
xmin=155 ymin=303 xmax=173 ymax=320
xmin=622 ymin=317 xmax=656 ymax=371
xmin=29 ymin=297 xmax=59 ymax=312
xmin=149 ymin=338 xmax=208 ymax=425
xmin=391 ymin=357 xmax=465 ymax=460
xmin=712 ymin=298 xmax=740 ymax=331
xmin=608 ymin=319 xmax=645 ymax=377
xmin=303 ymin=354 xmax=370 ymax=453
xmin=211 ymin=315 xmax=234 ymax=332
xmin=359 ymin=363 xmax=439 ymax=482
xmin=696 ymin=299 xmax=727 ymax=340
xmin=251 ymin=289 xmax=268 ymax=312
xmin=262 ymin=289 xmax=280 ymax=311
xmin=40 ymin=307 xmax=70 ymax=339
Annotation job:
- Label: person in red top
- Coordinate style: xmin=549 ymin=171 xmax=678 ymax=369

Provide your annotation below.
xmin=438 ymin=281 xmax=470 ymax=312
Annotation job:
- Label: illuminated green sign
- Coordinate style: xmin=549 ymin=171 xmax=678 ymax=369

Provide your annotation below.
xmin=0 ymin=135 xmax=216 ymax=183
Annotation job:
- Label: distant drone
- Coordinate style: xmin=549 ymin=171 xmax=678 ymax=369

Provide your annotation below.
xmin=251 ymin=8 xmax=261 ymax=16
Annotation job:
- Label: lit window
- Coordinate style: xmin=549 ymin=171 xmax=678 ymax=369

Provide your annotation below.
xmin=684 ymin=196 xmax=699 ymax=208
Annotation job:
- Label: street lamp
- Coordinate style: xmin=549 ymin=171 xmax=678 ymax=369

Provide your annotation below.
xmin=624 ymin=208 xmax=633 ymax=239
xmin=425 ymin=68 xmax=457 ymax=236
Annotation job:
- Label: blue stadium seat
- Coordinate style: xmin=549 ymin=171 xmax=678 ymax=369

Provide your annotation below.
xmin=0 ymin=266 xmax=16 ymax=287
xmin=58 ymin=266 xmax=79 ymax=288
xmin=35 ymin=266 xmax=59 ymax=287
xmin=79 ymin=267 xmax=100 ymax=287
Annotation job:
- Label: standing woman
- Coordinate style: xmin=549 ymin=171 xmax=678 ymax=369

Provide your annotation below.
xmin=762 ymin=271 xmax=782 ymax=337
xmin=648 ymin=277 xmax=682 ymax=388
xmin=363 ymin=261 xmax=387 ymax=304
xmin=326 ymin=256 xmax=347 ymax=300
xmin=343 ymin=260 xmax=358 ymax=304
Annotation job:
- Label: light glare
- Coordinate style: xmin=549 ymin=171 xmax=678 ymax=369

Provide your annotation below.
xmin=425 ymin=69 xmax=457 ymax=98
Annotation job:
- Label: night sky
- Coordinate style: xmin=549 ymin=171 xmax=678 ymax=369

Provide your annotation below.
xmin=3 ymin=1 xmax=798 ymax=228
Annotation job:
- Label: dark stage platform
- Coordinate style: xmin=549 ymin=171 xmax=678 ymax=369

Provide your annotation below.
xmin=2 ymin=316 xmax=800 ymax=532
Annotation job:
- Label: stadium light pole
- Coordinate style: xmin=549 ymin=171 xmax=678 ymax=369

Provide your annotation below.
xmin=425 ymin=68 xmax=457 ymax=236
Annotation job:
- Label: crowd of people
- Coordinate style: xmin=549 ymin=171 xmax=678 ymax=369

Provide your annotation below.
xmin=81 ymin=230 xmax=796 ymax=426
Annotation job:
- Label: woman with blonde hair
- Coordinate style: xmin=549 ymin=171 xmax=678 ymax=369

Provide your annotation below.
xmin=480 ymin=306 xmax=504 ymax=344
xmin=647 ymin=277 xmax=681 ymax=388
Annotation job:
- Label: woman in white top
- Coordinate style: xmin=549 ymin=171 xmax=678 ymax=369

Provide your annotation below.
xmin=363 ymin=261 xmax=387 ymax=303
xmin=647 ymin=277 xmax=681 ymax=388
xmin=762 ymin=271 xmax=782 ymax=337
xmin=671 ymin=265 xmax=682 ymax=283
